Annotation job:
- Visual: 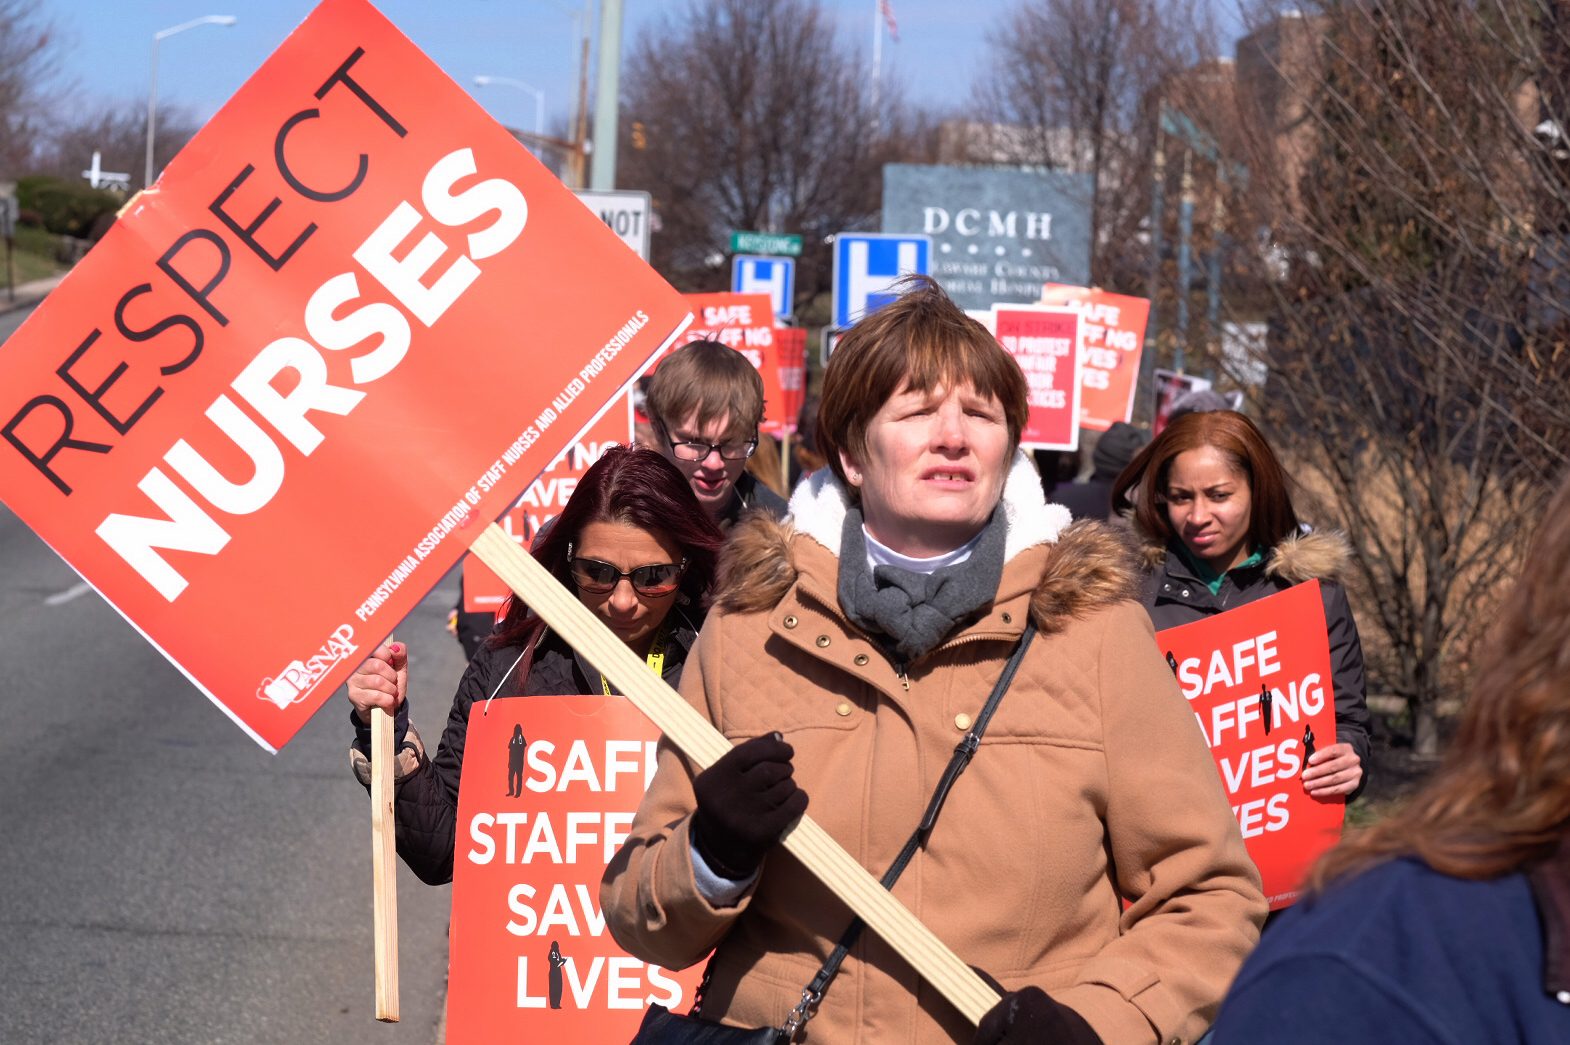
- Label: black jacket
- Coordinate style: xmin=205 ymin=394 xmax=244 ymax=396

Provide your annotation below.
xmin=723 ymin=471 xmax=788 ymax=528
xmin=1052 ymin=476 xmax=1116 ymax=521
xmin=373 ymin=606 xmax=701 ymax=885
xmin=1137 ymin=529 xmax=1372 ymax=800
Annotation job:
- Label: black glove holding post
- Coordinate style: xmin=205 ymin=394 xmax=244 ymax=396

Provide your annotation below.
xmin=691 ymin=732 xmax=808 ymax=880
xmin=973 ymin=985 xmax=1104 ymax=1045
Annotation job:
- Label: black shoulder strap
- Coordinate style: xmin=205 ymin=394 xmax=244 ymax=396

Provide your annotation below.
xmin=778 ymin=621 xmax=1039 ymax=1040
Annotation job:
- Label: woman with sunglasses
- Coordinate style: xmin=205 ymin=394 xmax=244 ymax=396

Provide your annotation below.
xmin=346 ymin=444 xmax=725 ymax=885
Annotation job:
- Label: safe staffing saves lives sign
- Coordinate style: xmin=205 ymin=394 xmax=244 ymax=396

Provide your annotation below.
xmin=1156 ymin=582 xmax=1343 ymax=909
xmin=0 ymin=0 xmax=691 ymax=752
xmin=448 ymin=696 xmax=704 ymax=1039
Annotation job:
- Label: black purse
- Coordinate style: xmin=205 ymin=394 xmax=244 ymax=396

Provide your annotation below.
xmin=629 ymin=623 xmax=1037 ymax=1044
xmin=630 ymin=1004 xmax=783 ymax=1045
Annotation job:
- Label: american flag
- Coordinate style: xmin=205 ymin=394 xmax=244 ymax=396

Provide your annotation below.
xmin=880 ymin=0 xmax=899 ymax=43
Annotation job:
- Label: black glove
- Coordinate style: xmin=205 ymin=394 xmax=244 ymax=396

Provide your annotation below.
xmin=973 ymin=986 xmax=1103 ymax=1045
xmin=691 ymin=732 xmax=808 ymax=880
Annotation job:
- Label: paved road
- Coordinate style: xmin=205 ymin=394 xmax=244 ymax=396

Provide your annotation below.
xmin=1 ymin=298 xmax=39 ymax=342
xmin=0 ymin=500 xmax=465 ymax=1043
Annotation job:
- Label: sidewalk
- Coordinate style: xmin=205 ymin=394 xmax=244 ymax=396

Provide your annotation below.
xmin=0 ymin=274 xmax=67 ymax=316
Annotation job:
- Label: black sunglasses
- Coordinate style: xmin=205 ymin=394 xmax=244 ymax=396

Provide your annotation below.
xmin=566 ymin=545 xmax=687 ymax=596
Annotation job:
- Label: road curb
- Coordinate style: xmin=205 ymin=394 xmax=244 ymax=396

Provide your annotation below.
xmin=0 ymin=274 xmax=67 ymax=316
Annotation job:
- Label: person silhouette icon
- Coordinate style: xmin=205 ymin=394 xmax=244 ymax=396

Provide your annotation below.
xmin=507 ymin=724 xmax=527 ymax=797
xmin=547 ymin=939 xmax=568 ymax=1009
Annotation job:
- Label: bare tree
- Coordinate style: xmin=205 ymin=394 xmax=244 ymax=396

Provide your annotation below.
xmin=32 ymin=99 xmax=201 ymax=191
xmin=970 ymin=0 xmax=1217 ymax=286
xmin=617 ymin=0 xmax=916 ymax=306
xmin=0 ymin=0 xmax=60 ymax=179
xmin=1223 ymin=0 xmax=1570 ymax=755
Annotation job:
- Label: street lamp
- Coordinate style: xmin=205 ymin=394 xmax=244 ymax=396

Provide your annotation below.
xmin=473 ymin=75 xmax=546 ymax=157
xmin=145 ymin=15 xmax=238 ymax=189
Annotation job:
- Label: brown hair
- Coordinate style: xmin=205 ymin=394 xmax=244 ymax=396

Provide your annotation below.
xmin=490 ymin=445 xmax=726 ymax=647
xmin=1312 ymin=472 xmax=1570 ymax=885
xmin=1112 ymin=410 xmax=1300 ymax=552
xmin=644 ymin=340 xmax=764 ymax=442
xmin=817 ymin=276 xmax=1028 ymax=489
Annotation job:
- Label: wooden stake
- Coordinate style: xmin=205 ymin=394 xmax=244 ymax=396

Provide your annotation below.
xmin=779 ymin=431 xmax=792 ymax=495
xmin=470 ymin=523 xmax=998 ymax=1026
xmin=370 ymin=705 xmax=400 ymax=1022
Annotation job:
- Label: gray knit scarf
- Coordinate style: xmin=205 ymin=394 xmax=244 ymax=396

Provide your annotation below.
xmin=837 ymin=506 xmax=1008 ymax=663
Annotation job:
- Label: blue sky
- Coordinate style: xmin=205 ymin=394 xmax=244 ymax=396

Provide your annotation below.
xmin=40 ymin=0 xmax=1017 ymax=135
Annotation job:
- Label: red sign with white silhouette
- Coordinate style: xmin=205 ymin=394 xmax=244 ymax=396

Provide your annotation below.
xmin=1157 ymin=582 xmax=1344 ymax=909
xmin=448 ymin=696 xmax=704 ymax=1041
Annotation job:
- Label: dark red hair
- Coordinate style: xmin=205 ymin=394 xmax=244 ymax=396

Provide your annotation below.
xmin=490 ymin=444 xmax=725 ymax=647
xmin=1112 ymin=410 xmax=1301 ymax=552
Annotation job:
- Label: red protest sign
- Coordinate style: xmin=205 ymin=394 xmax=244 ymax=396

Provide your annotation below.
xmin=1157 ymin=582 xmax=1343 ymax=909
xmin=1040 ymin=284 xmax=1150 ymax=432
xmin=633 ymin=293 xmax=801 ymax=436
xmin=448 ymin=696 xmax=704 ymax=1041
xmin=773 ymin=326 xmax=808 ymax=436
xmin=0 ymin=0 xmax=690 ymax=752
xmin=461 ymin=404 xmax=633 ymax=613
xmin=994 ymin=305 xmax=1083 ymax=450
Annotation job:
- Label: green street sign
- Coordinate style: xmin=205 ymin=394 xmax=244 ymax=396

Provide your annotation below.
xmin=730 ymin=230 xmax=802 ymax=256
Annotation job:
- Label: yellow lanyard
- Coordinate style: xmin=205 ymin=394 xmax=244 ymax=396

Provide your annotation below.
xmin=601 ymin=622 xmax=668 ymax=696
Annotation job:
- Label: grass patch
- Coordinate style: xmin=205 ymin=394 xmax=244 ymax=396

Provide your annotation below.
xmin=5 ymin=226 xmax=66 ymax=285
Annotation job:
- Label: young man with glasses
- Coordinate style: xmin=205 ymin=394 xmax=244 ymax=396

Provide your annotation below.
xmin=644 ymin=340 xmax=787 ymax=528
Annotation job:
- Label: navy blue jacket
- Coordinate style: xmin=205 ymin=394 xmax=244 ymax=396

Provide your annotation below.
xmin=1213 ymin=855 xmax=1570 ymax=1043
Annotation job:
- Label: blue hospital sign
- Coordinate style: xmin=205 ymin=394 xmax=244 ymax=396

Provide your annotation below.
xmin=731 ymin=255 xmax=795 ymax=319
xmin=881 ymin=164 xmax=1092 ymax=312
xmin=832 ymin=233 xmax=931 ymax=328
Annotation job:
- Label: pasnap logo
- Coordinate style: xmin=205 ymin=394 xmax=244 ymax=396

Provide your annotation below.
xmin=257 ymin=624 xmax=359 ymax=710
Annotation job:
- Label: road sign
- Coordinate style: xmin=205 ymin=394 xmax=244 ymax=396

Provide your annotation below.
xmin=575 ymin=190 xmax=652 ymax=261
xmin=730 ymin=230 xmax=801 ymax=256
xmin=832 ymin=232 xmax=931 ymax=328
xmin=0 ymin=196 xmax=17 ymax=240
xmin=731 ymin=254 xmax=794 ymax=319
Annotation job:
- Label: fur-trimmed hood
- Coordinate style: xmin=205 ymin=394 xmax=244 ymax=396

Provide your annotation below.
xmin=716 ymin=450 xmax=1141 ymax=634
xmin=1134 ymin=518 xmax=1352 ymax=584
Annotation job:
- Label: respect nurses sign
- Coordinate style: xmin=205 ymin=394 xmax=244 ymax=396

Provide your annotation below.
xmin=993 ymin=305 xmax=1083 ymax=450
xmin=449 ymin=696 xmax=703 ymax=1040
xmin=1157 ymin=582 xmax=1343 ymax=909
xmin=0 ymin=0 xmax=690 ymax=752
xmin=462 ymin=405 xmax=632 ymax=613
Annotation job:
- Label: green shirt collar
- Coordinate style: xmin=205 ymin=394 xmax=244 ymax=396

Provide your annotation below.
xmin=1174 ymin=541 xmax=1263 ymax=596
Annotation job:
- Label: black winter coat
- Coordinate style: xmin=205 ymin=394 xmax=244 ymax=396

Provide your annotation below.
xmin=381 ymin=607 xmax=701 ymax=885
xmin=1137 ymin=529 xmax=1372 ymax=800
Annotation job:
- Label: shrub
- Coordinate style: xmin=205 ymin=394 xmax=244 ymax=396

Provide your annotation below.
xmin=15 ymin=175 xmax=119 ymax=238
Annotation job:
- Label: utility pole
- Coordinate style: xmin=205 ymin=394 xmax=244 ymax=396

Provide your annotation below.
xmin=590 ymin=0 xmax=624 ymax=190
xmin=574 ymin=33 xmax=591 ymax=188
xmin=1175 ymin=150 xmax=1194 ymax=373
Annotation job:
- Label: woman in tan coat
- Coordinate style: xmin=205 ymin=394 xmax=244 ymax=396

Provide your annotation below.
xmin=603 ymin=278 xmax=1266 ymax=1044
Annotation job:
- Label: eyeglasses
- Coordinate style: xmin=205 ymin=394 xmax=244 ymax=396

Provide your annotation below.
xmin=566 ymin=547 xmax=688 ymax=596
xmin=664 ymin=432 xmax=758 ymax=462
